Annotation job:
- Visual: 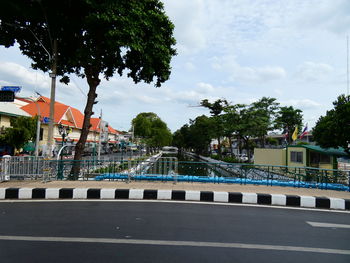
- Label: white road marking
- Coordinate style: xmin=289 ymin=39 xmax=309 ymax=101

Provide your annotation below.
xmin=307 ymin=221 xmax=350 ymax=229
xmin=0 ymin=235 xmax=349 ymax=255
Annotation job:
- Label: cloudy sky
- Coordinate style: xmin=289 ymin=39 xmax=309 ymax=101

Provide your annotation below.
xmin=0 ymin=0 xmax=349 ymax=132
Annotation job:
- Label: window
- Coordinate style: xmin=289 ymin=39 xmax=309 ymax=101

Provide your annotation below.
xmin=319 ymin=154 xmax=331 ymax=163
xmin=291 ymin=151 xmax=303 ymax=163
xmin=40 ymin=128 xmax=44 ymax=141
xmin=310 ymin=152 xmax=331 ymax=164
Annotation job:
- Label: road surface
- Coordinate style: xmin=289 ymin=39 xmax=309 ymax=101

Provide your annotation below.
xmin=0 ymin=201 xmax=349 ymax=262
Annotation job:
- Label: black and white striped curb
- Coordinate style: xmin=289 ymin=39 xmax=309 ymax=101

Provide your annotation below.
xmin=0 ymin=188 xmax=349 ymax=210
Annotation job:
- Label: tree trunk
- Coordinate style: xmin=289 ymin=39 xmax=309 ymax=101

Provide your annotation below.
xmin=69 ymin=67 xmax=100 ymax=179
xmin=261 ymin=136 xmax=266 ymax=148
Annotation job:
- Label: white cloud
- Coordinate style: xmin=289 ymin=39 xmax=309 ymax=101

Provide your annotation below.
xmin=163 ymin=0 xmax=207 ymax=53
xmin=281 ymin=99 xmax=321 ymax=110
xmin=212 ymin=56 xmax=286 ymax=83
xmin=0 ymin=61 xmax=50 ymax=92
xmin=296 ymin=61 xmax=333 ymax=81
xmin=1 ymin=1 xmax=347 ymax=132
xmin=274 ymin=89 xmax=283 ymax=96
xmin=184 ymin=62 xmax=196 ymax=71
xmin=196 ymin=82 xmax=215 ymax=94
xmin=298 ymin=0 xmax=350 ymax=35
xmin=0 ymin=61 xmax=82 ymax=102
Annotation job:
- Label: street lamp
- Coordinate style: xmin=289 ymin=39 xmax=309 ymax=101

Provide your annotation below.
xmin=57 ymin=124 xmax=71 ymax=179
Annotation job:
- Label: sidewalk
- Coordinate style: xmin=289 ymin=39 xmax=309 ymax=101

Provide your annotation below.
xmin=1 ymin=180 xmax=350 ymax=199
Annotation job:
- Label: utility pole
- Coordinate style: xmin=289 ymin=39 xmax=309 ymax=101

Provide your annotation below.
xmin=98 ymin=109 xmax=102 ymax=160
xmin=347 ymin=35 xmax=349 ymax=96
xmin=47 ymin=39 xmax=57 ymax=157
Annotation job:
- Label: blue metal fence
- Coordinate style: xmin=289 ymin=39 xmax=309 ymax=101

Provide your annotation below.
xmin=1 ymin=156 xmax=349 ymax=191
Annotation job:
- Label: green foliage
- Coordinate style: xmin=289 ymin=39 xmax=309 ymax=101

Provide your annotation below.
xmin=4 ymin=116 xmax=37 ymax=150
xmin=210 ymin=155 xmax=220 ymax=160
xmin=275 ymin=106 xmax=303 ymax=144
xmin=172 ymin=124 xmax=191 ymax=150
xmin=0 ymin=0 xmax=176 ymax=166
xmin=173 ymin=115 xmax=215 ymax=155
xmin=0 ymin=0 xmax=176 ymax=86
xmin=296 ymin=141 xmax=309 ymax=146
xmin=250 ymin=97 xmax=279 ymax=145
xmin=266 ymin=137 xmax=278 ymax=146
xmin=313 ymin=95 xmax=350 ymax=154
xmin=188 ymin=115 xmax=215 ymax=154
xmin=222 ymin=156 xmax=239 ymax=163
xmin=200 ymin=99 xmax=228 ymax=116
xmin=132 ymin=112 xmax=172 ymax=147
xmin=176 ymin=97 xmax=304 ymax=158
xmin=200 ymin=99 xmax=229 ymax=156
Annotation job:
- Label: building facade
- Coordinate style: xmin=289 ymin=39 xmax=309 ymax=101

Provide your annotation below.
xmin=1 ymin=96 xmax=121 ymax=155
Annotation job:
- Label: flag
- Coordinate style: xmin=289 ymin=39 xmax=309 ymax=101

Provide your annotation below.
xmin=292 ymin=126 xmax=298 ymax=141
xmin=299 ymin=124 xmax=308 ymax=139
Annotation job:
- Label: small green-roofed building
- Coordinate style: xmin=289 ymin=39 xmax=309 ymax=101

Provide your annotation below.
xmin=286 ymin=145 xmax=348 ymax=170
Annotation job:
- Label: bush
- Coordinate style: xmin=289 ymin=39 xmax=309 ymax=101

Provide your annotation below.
xmin=210 ymin=155 xmax=220 ymax=160
xmin=222 ymin=156 xmax=239 ymax=163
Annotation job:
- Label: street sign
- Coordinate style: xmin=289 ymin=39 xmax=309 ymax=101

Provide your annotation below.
xmin=0 ymin=90 xmax=15 ymax=102
xmin=1 ymin=86 xmax=22 ymax=93
xmin=43 ymin=117 xmax=50 ymax=124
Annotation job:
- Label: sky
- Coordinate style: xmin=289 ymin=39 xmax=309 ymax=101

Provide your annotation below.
xmin=0 ymin=0 xmax=349 ymax=132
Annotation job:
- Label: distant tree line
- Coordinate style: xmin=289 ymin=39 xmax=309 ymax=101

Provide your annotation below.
xmin=173 ymin=97 xmax=303 ymax=159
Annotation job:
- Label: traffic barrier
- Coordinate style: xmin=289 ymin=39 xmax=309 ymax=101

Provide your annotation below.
xmin=0 ymin=187 xmax=348 ymax=210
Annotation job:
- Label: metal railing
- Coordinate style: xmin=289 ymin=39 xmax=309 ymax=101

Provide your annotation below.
xmin=1 ymin=156 xmax=349 ymax=191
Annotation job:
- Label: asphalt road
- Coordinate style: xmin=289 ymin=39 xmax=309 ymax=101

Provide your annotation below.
xmin=0 ymin=201 xmax=349 ymax=263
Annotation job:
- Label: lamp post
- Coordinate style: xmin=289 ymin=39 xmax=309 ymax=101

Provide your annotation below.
xmin=57 ymin=123 xmax=71 ymax=179
xmin=4 ymin=23 xmax=57 ymax=157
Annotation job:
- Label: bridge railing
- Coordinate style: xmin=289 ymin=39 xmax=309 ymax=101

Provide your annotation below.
xmin=0 ymin=157 xmax=349 ymax=191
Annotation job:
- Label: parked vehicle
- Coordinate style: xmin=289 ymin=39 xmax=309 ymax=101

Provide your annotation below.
xmin=236 ymin=154 xmax=248 ymax=162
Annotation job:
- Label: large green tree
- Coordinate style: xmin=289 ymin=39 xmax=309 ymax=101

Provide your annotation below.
xmin=173 ymin=116 xmax=215 ymax=155
xmin=132 ymin=112 xmax=172 ymax=148
xmin=200 ymin=99 xmax=228 ymax=156
xmin=313 ymin=95 xmax=350 ymax=154
xmin=0 ymin=0 xmax=176 ymax=177
xmin=172 ymin=124 xmax=191 ymax=150
xmin=188 ymin=115 xmax=215 ymax=155
xmin=221 ymin=104 xmax=244 ymax=156
xmin=221 ymin=98 xmax=278 ymax=159
xmin=275 ymin=106 xmax=303 ymax=144
xmin=250 ymin=97 xmax=279 ymax=147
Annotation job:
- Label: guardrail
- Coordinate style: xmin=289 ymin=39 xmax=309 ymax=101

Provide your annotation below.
xmin=0 ymin=157 xmax=349 ymax=191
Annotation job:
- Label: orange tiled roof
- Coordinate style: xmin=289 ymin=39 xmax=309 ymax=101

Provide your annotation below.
xmin=21 ymin=96 xmax=84 ymax=128
xmin=60 ymin=120 xmax=75 ymax=127
xmin=70 ymin=107 xmax=84 ymax=129
xmin=108 ymin=126 xmax=119 ymax=134
xmin=21 ymin=96 xmax=119 ymax=133
xmin=90 ymin=117 xmax=101 ymax=131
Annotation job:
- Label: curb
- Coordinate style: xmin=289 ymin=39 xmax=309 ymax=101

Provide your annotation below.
xmin=0 ymin=188 xmax=349 ymax=210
